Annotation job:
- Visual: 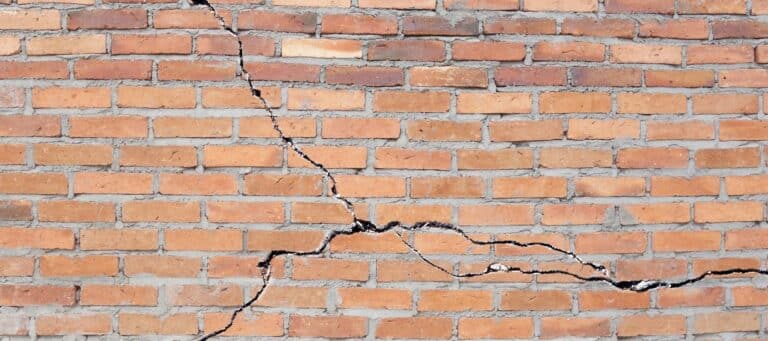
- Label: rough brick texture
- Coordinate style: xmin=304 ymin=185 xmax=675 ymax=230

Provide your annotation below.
xmin=1 ymin=0 xmax=768 ymax=339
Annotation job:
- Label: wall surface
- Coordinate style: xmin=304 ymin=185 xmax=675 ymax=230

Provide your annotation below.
xmin=2 ymin=0 xmax=768 ymax=339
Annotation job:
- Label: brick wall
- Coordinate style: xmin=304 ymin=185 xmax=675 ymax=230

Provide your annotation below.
xmin=2 ymin=0 xmax=768 ymax=338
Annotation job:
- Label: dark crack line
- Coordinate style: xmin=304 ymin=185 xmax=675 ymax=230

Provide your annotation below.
xmin=191 ymin=1 xmax=768 ymax=339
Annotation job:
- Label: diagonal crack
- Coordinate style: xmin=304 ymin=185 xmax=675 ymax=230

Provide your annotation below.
xmin=190 ymin=1 xmax=768 ymax=339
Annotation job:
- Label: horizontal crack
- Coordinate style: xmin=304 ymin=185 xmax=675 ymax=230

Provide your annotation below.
xmin=192 ymin=1 xmax=768 ymax=339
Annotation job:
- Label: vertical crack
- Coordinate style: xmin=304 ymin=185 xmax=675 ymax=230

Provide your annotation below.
xmin=185 ymin=1 xmax=768 ymax=339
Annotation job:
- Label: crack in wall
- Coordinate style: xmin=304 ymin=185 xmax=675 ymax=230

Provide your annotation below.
xmin=190 ymin=1 xmax=768 ymax=338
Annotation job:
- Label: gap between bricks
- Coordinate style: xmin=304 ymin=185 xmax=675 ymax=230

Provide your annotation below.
xmin=182 ymin=1 xmax=768 ymax=339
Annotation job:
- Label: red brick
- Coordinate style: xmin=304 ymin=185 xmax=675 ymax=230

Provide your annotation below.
xmin=245 ymin=62 xmax=320 ymax=82
xmin=0 ymin=9 xmax=60 ymax=30
xmin=158 ymin=60 xmax=236 ymax=81
xmin=605 ymin=0 xmax=674 ymax=13
xmin=322 ymin=14 xmax=396 ymax=35
xmin=239 ymin=10 xmax=315 ymax=33
xmin=68 ymin=9 xmax=146 ymax=29
xmin=112 ymin=34 xmax=192 ymax=54
xmin=687 ymin=45 xmax=754 ymax=64
xmin=410 ymin=66 xmax=487 ymax=88
xmin=0 ymin=61 xmax=68 ymax=79
xmin=0 ymin=285 xmax=75 ymax=306
xmin=403 ymin=16 xmax=478 ymax=36
xmin=694 ymin=312 xmax=760 ymax=333
xmin=571 ymin=67 xmax=641 ymax=87
xmin=452 ymin=41 xmax=525 ymax=61
xmin=325 ymin=66 xmax=403 ymax=86
xmin=639 ymin=19 xmax=709 ymax=39
xmin=445 ymin=0 xmax=518 ymax=10
xmin=196 ymin=34 xmax=237 ymax=55
xmin=153 ymin=9 xmax=230 ymax=29
xmin=713 ymin=20 xmax=768 ymax=39
xmin=619 ymin=315 xmax=686 ymax=337
xmin=484 ymin=17 xmax=556 ymax=34
xmin=540 ymin=92 xmax=611 ymax=114
xmin=562 ymin=18 xmax=635 ymax=38
xmin=495 ymin=66 xmax=567 ymax=86
xmin=368 ymin=40 xmax=445 ymax=61
xmin=282 ymin=38 xmax=361 ymax=58
xmin=579 ymin=291 xmax=650 ymax=310
xmin=534 ymin=41 xmax=604 ymax=62
xmin=657 ymin=287 xmax=725 ymax=307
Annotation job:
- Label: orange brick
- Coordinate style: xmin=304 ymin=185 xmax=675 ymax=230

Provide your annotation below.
xmin=410 ymin=66 xmax=487 ymax=88
xmin=119 ymin=313 xmax=197 ymax=335
xmin=247 ymin=230 xmax=325 ymax=252
xmin=457 ymin=148 xmax=533 ymax=170
xmin=289 ymin=315 xmax=366 ymax=339
xmin=288 ymin=146 xmax=366 ymax=169
xmin=611 ymin=44 xmax=681 ymax=64
xmin=657 ymin=287 xmax=725 ymax=307
xmin=653 ymin=230 xmax=721 ymax=252
xmin=122 ymin=201 xmax=199 ymax=223
xmin=38 ymin=201 xmax=114 ymax=222
xmin=292 ymin=258 xmax=368 ymax=281
xmin=647 ymin=121 xmax=713 ymax=140
xmin=534 ymin=42 xmax=604 ymax=62
xmin=375 ymin=147 xmax=451 ymax=170
xmin=541 ymin=317 xmax=610 ymax=339
xmin=0 ymin=257 xmax=31 ymax=276
xmin=460 ymin=317 xmax=534 ymax=339
xmin=204 ymin=145 xmax=281 ymax=167
xmin=257 ymin=286 xmax=328 ymax=308
xmin=0 ymin=9 xmax=60 ymax=30
xmin=458 ymin=204 xmax=534 ymax=226
xmin=687 ymin=44 xmax=754 ymax=64
xmin=540 ymin=147 xmax=612 ymax=168
xmin=120 ymin=146 xmax=196 ymax=167
xmin=112 ymin=34 xmax=192 ymax=54
xmin=696 ymin=147 xmax=760 ymax=168
xmin=651 ymin=176 xmax=720 ymax=196
xmin=0 ymin=173 xmax=67 ymax=195
xmin=0 ymin=115 xmax=60 ymax=137
xmin=694 ymin=312 xmax=760 ymax=333
xmin=692 ymin=93 xmax=758 ymax=114
xmin=207 ymin=201 xmax=283 ymax=223
xmin=167 ymin=284 xmax=242 ymax=307
xmin=617 ymin=147 xmax=688 ymax=169
xmin=418 ymin=289 xmax=492 ymax=312
xmin=575 ymin=177 xmax=645 ymax=197
xmin=32 ymin=87 xmax=110 ymax=108
xmin=335 ymin=175 xmax=405 ymax=198
xmin=34 ymin=144 xmax=112 ymax=166
xmin=618 ymin=315 xmax=686 ymax=337
xmin=80 ymin=229 xmax=157 ymax=251
xmin=500 ymin=290 xmax=571 ymax=311
xmin=457 ymin=92 xmax=531 ymax=114
xmin=37 ymin=314 xmax=111 ymax=335
xmin=165 ymin=229 xmax=242 ymax=251
xmin=69 ymin=115 xmax=147 ymax=138
xmin=621 ymin=203 xmax=690 ymax=224
xmin=0 ymin=227 xmax=73 ymax=250
xmin=490 ymin=120 xmax=563 ymax=142
xmin=568 ymin=119 xmax=640 ymax=140
xmin=322 ymin=118 xmax=400 ymax=139
xmin=27 ymin=34 xmax=106 ymax=55
xmin=81 ymin=285 xmax=157 ymax=306
xmin=124 ymin=255 xmax=200 ymax=277
xmin=376 ymin=317 xmax=452 ymax=339
xmin=493 ymin=177 xmax=567 ymax=198
xmin=524 ymin=0 xmax=597 ymax=11
xmin=117 ymin=86 xmax=195 ymax=109
xmin=579 ymin=291 xmax=650 ymax=310
xmin=40 ymin=255 xmax=117 ymax=277
xmin=542 ymin=204 xmax=610 ymax=225
xmin=694 ymin=201 xmax=763 ymax=223
xmin=74 ymin=172 xmax=153 ymax=194
xmin=154 ymin=117 xmax=231 ymax=138
xmin=244 ymin=174 xmax=322 ymax=196
xmin=617 ymin=93 xmax=686 ymax=114
xmin=575 ymin=232 xmax=647 ymax=254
